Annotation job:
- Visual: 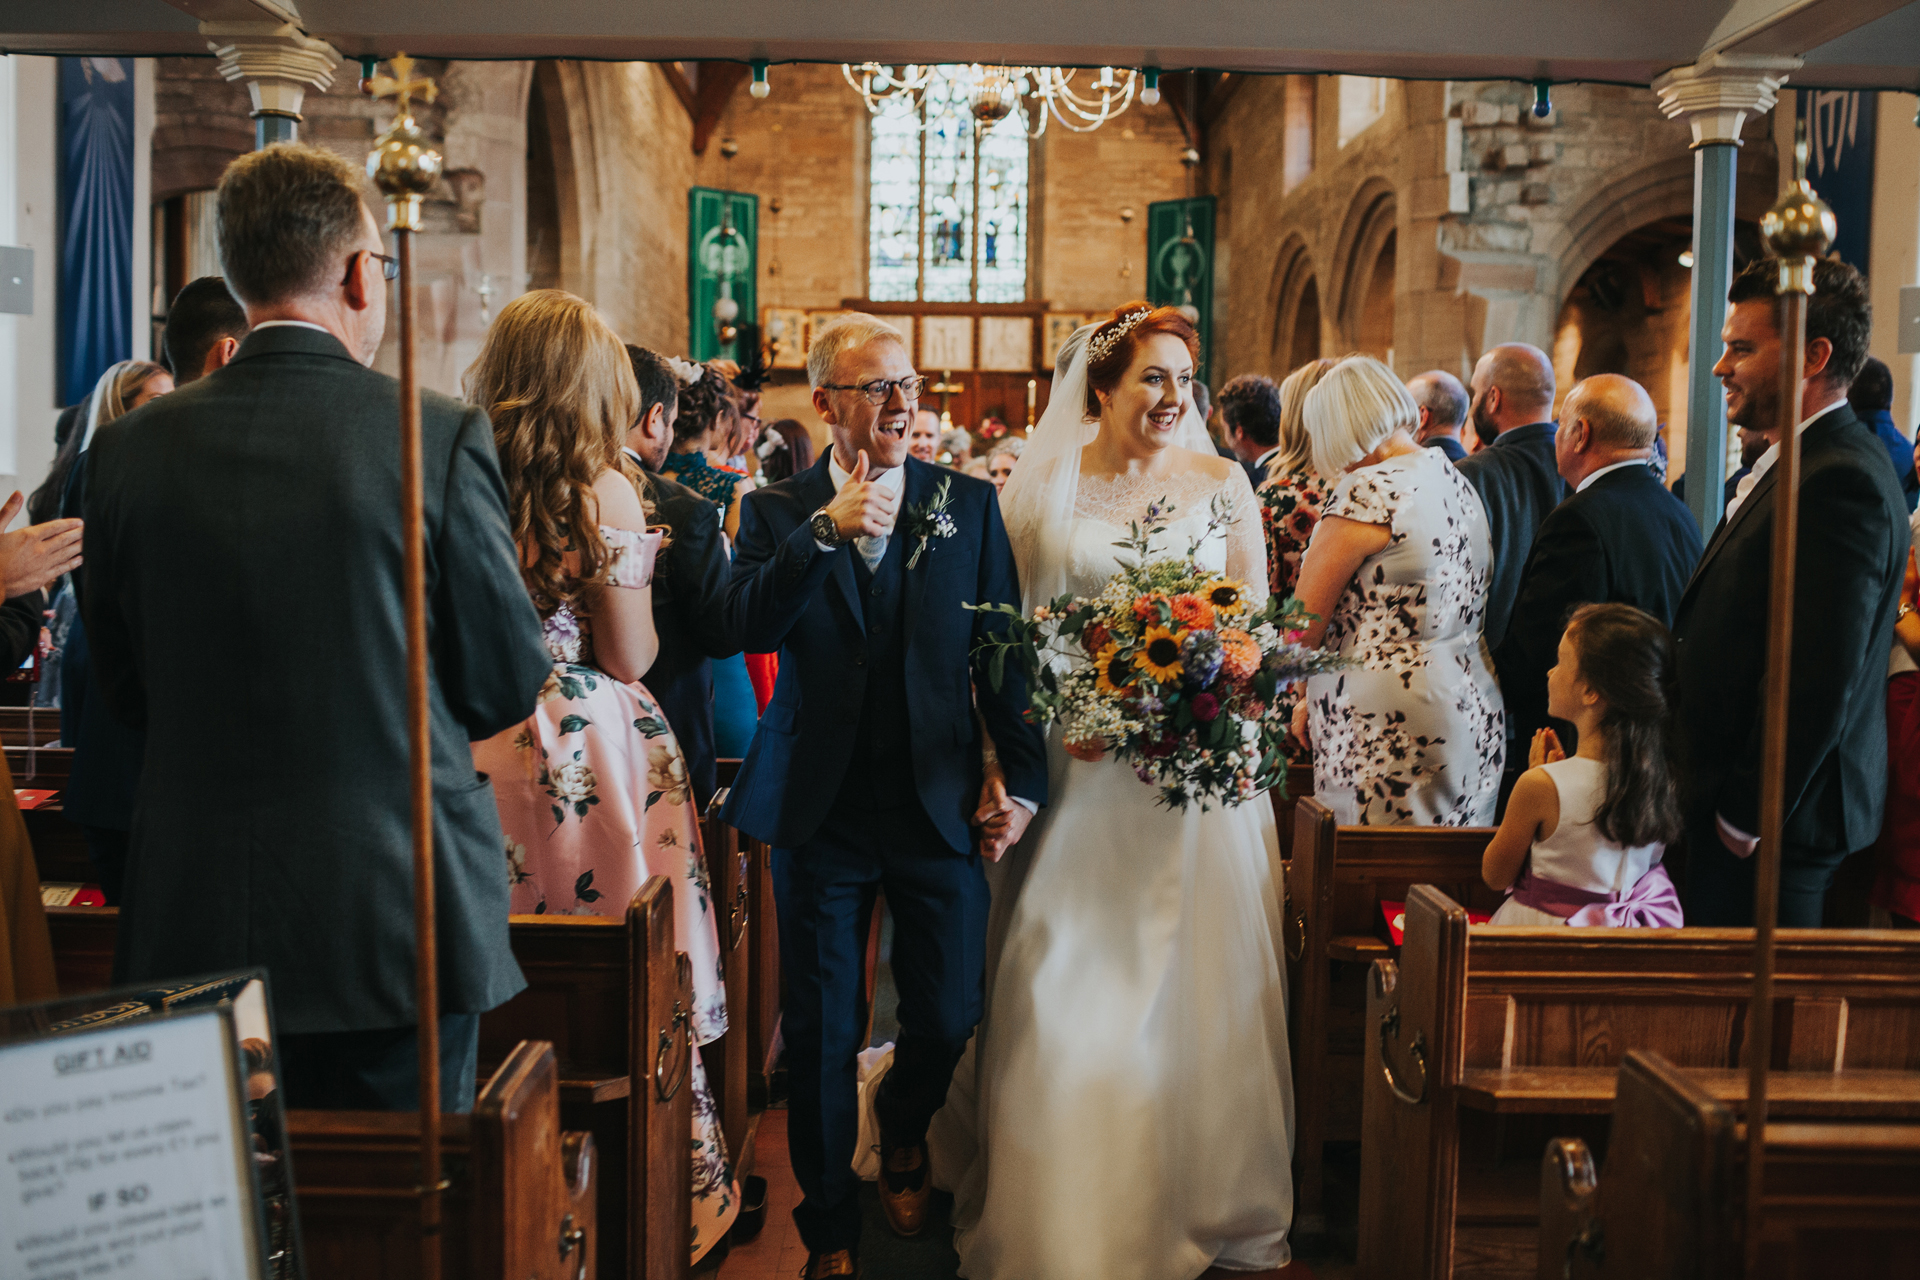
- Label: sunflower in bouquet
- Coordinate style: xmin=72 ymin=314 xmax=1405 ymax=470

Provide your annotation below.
xmin=969 ymin=494 xmax=1347 ymax=810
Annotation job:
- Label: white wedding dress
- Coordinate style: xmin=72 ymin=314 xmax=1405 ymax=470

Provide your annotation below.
xmin=930 ymin=406 xmax=1295 ymax=1279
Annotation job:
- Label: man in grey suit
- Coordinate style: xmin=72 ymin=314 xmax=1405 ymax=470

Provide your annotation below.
xmin=83 ymin=144 xmax=551 ymax=1110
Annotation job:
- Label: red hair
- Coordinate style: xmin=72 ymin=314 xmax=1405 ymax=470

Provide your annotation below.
xmin=1083 ymin=302 xmax=1200 ymax=417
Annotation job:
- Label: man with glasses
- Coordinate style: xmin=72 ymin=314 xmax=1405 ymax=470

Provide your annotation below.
xmin=722 ymin=314 xmax=1046 ymax=1280
xmin=82 ymin=143 xmax=550 ymax=1112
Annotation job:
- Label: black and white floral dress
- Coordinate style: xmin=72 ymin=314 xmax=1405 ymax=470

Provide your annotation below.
xmin=1305 ymin=449 xmax=1505 ymax=825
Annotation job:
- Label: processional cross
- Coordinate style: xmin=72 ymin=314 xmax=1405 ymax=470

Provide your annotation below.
xmin=366 ymin=53 xmax=438 ymax=119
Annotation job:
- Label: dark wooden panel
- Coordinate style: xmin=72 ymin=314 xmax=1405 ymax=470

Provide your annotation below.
xmin=45 ymin=903 xmax=116 ymax=994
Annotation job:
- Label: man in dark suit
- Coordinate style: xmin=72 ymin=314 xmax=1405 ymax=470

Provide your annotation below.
xmin=1218 ymin=373 xmax=1283 ymax=485
xmin=1495 ymin=374 xmax=1703 ymax=748
xmin=621 ymin=344 xmax=739 ymax=808
xmin=83 ymin=144 xmax=550 ymax=1110
xmin=1407 ymin=369 xmax=1471 ymax=463
xmin=63 ymin=276 xmax=249 ymax=906
xmin=1672 ymin=256 xmax=1906 ymax=927
xmin=722 ymin=315 xmax=1045 ymax=1280
xmin=1458 ymin=342 xmax=1567 ymax=654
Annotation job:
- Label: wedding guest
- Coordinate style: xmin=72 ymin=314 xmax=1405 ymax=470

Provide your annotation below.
xmin=1293 ymin=355 xmax=1504 ymax=825
xmin=1406 ymin=369 xmax=1470 ymax=462
xmin=1674 ymin=256 xmax=1906 ymax=927
xmin=84 ymin=142 xmax=549 ymax=1110
xmin=662 ymin=363 xmax=753 ymax=541
xmin=623 ymin=344 xmax=743 ymax=809
xmin=58 ymin=359 xmax=174 ymax=905
xmin=1851 ymin=357 xmax=1918 ymax=513
xmin=1218 ymin=373 xmax=1283 ymax=486
xmin=962 ymin=457 xmax=991 ymax=481
xmin=468 ymin=292 xmax=739 ymax=1263
xmin=985 ymin=436 xmax=1023 ymax=494
xmin=1874 ymin=533 xmax=1920 ymax=928
xmin=908 ymin=409 xmax=941 ymax=464
xmin=1494 ymin=375 xmax=1702 ymax=750
xmin=1482 ymin=603 xmax=1684 ymax=927
xmin=939 ymin=426 xmax=973 ymax=468
xmin=1259 ymin=358 xmax=1337 ymax=599
xmin=1457 ymin=342 xmax=1565 ymax=652
xmin=1671 ymin=424 xmax=1766 ymax=511
xmin=759 ymin=418 xmax=815 ymax=485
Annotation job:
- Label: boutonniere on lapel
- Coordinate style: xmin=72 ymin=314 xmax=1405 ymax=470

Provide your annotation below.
xmin=905 ymin=476 xmax=958 ymax=570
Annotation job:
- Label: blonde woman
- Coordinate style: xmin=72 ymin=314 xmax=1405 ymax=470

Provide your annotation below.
xmin=1291 ymin=355 xmax=1505 ymax=825
xmin=1258 ymin=358 xmax=1337 ymax=599
xmin=465 ymin=290 xmax=739 ymax=1265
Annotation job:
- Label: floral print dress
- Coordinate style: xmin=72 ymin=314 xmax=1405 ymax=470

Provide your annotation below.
xmin=471 ymin=524 xmax=738 ymax=1262
xmin=1304 ymin=449 xmax=1506 ymax=825
xmin=1259 ymin=463 xmax=1332 ymax=764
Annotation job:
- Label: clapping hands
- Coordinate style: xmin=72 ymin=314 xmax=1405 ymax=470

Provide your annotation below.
xmin=1529 ymin=727 xmax=1567 ymax=769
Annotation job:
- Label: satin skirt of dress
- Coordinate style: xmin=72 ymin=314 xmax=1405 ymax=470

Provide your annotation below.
xmin=930 ymin=734 xmax=1295 ymax=1280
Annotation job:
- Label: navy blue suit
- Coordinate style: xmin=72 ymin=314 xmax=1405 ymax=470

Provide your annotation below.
xmin=722 ymin=453 xmax=1044 ymax=1253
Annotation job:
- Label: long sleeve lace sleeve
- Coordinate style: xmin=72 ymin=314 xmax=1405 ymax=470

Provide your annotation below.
xmin=1223 ymin=467 xmax=1271 ymax=608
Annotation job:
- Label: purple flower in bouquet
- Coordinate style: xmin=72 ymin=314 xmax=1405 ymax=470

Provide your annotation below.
xmin=1191 ymin=692 xmax=1221 ymax=722
xmin=1180 ymin=629 xmax=1223 ymax=687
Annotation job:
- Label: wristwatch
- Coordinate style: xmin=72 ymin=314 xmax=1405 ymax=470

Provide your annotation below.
xmin=810 ymin=508 xmax=845 ymax=548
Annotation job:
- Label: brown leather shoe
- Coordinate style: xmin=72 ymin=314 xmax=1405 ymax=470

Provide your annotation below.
xmin=878 ymin=1138 xmax=932 ymax=1237
xmin=800 ymin=1248 xmax=858 ymax=1279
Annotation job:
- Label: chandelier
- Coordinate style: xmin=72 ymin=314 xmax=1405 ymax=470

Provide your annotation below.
xmin=841 ymin=63 xmax=1160 ymax=136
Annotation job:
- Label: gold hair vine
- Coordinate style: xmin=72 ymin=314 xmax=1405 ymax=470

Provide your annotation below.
xmin=1086 ymin=309 xmax=1150 ymax=364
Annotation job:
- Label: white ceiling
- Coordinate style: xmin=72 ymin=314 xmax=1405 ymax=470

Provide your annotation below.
xmin=1 ymin=0 xmax=1915 ymax=90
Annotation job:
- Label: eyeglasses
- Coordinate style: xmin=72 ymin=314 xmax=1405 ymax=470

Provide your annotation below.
xmin=821 ymin=375 xmax=928 ymax=405
xmin=344 ymin=250 xmax=401 ymax=285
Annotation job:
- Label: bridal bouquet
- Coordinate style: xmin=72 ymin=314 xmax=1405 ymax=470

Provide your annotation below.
xmin=969 ymin=495 xmax=1346 ymax=811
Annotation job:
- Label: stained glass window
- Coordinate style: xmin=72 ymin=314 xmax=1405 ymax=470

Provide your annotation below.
xmin=867 ymin=68 xmax=1029 ymax=303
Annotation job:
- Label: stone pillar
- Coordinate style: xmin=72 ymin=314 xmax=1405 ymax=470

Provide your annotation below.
xmin=1652 ymin=53 xmax=1798 ymax=536
xmin=203 ymin=20 xmax=340 ymax=149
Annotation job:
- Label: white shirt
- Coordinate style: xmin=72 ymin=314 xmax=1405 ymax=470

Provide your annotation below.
xmin=1723 ymin=397 xmax=1848 ymax=521
xmin=1575 ymin=457 xmax=1651 ymax=494
xmin=818 ymin=452 xmax=906 ymax=568
xmin=249 ymin=319 xmax=330 ymax=335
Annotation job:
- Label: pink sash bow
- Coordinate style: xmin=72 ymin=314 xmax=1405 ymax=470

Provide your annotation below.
xmin=1508 ymin=862 xmax=1684 ymax=929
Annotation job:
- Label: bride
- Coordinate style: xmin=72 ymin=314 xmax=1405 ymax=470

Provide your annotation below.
xmin=931 ymin=304 xmax=1295 ymax=1278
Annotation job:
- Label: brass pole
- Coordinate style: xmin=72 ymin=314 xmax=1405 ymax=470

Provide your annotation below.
xmin=1745 ymin=121 xmax=1833 ymax=1276
xmin=365 ymin=55 xmax=445 ymax=1280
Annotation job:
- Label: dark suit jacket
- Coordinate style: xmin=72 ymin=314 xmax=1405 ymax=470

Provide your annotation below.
xmin=1494 ymin=462 xmax=1704 ymax=746
xmin=0 ymin=593 xmax=44 ymax=673
xmin=638 ymin=468 xmax=740 ymax=807
xmin=82 ymin=325 xmax=552 ymax=1034
xmin=719 ymin=454 xmax=1046 ymax=851
xmin=1426 ymin=434 xmax=1468 ymax=463
xmin=1458 ymin=421 xmax=1567 ymax=654
xmin=1671 ymin=405 xmax=1908 ymax=855
xmin=58 ymin=449 xmax=144 ymax=832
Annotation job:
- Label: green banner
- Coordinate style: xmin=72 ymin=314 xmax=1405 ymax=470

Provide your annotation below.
xmin=688 ymin=186 xmax=758 ymax=363
xmin=1147 ymin=196 xmax=1216 ymax=381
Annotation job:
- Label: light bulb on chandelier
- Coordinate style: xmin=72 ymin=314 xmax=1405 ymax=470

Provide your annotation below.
xmin=842 ymin=62 xmax=1148 ymax=137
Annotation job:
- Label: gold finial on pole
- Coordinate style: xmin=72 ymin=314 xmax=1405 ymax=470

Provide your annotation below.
xmin=366 ymin=50 xmax=445 ymax=1280
xmin=1761 ymin=118 xmax=1836 ymax=294
xmin=367 ymin=53 xmax=443 ymax=233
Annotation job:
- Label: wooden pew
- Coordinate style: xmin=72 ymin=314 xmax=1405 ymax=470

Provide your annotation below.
xmin=44 ymin=902 xmax=117 ymax=993
xmin=6 ymin=743 xmax=70 ymax=786
xmin=698 ymin=787 xmax=752 ymax=1171
xmin=289 ymin=1039 xmax=600 ymax=1279
xmin=1271 ymin=761 xmax=1315 ymax=858
xmin=24 ymin=801 xmax=93 ymax=884
xmin=477 ymin=877 xmax=693 ymax=1280
xmin=1539 ymin=1051 xmax=1920 ymax=1280
xmin=1360 ymin=885 xmax=1920 ymax=1280
xmin=0 ymin=705 xmax=62 ymax=746
xmin=1288 ymin=798 xmax=1500 ymax=1234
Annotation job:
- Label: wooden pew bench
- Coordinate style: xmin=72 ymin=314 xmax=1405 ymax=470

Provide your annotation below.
xmin=1288 ymin=797 xmax=1500 ymax=1233
xmin=44 ymin=902 xmax=117 ymax=993
xmin=698 ymin=788 xmax=756 ymax=1179
xmin=1360 ymin=885 xmax=1920 ymax=1280
xmin=6 ymin=743 xmax=70 ymax=787
xmin=289 ymin=1039 xmax=600 ymax=1280
xmin=714 ymin=759 xmax=782 ymax=1109
xmin=477 ymin=877 xmax=693 ymax=1280
xmin=1540 ymin=1051 xmax=1920 ymax=1280
xmin=0 ymin=705 xmax=63 ymax=746
xmin=1271 ymin=760 xmax=1315 ymax=858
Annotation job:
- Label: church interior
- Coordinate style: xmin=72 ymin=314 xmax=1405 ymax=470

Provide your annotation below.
xmin=3 ymin=3 xmax=1920 ymax=1279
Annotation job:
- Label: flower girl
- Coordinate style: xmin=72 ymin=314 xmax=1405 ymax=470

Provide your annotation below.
xmin=1483 ymin=602 xmax=1685 ymax=927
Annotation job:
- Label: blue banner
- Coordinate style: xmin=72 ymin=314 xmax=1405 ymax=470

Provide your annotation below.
xmin=1797 ymin=89 xmax=1876 ymax=276
xmin=57 ymin=56 xmax=134 ymax=408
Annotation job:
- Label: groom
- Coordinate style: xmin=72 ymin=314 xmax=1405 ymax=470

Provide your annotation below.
xmin=723 ymin=314 xmax=1046 ymax=1278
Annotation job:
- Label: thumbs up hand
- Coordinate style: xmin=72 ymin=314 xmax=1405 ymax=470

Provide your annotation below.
xmin=822 ymin=450 xmax=899 ymax=541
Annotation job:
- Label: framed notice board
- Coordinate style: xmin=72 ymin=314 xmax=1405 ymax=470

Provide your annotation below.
xmin=689 ymin=186 xmax=758 ymax=363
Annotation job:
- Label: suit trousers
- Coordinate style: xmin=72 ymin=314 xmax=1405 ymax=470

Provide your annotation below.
xmin=773 ymin=800 xmax=989 ymax=1254
xmin=1683 ymin=818 xmax=1849 ymax=927
xmin=279 ymin=1014 xmax=481 ymax=1113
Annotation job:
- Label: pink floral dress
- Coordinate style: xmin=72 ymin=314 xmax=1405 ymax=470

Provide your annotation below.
xmin=472 ymin=524 xmax=738 ymax=1262
xmin=1260 ymin=463 xmax=1332 ymax=764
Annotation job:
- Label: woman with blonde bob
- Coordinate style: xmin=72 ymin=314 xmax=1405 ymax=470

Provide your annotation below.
xmin=1290 ymin=355 xmax=1505 ymax=825
xmin=466 ymin=290 xmax=740 ymax=1265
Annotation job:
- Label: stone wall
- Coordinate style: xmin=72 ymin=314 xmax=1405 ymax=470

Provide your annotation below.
xmin=1038 ymin=102 xmax=1191 ymax=314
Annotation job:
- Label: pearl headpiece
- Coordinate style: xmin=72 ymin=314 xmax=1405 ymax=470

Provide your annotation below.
xmin=1086 ymin=308 xmax=1150 ymax=365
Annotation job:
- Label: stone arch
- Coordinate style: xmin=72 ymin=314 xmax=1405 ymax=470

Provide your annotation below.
xmin=525 ymin=60 xmax=595 ymax=297
xmin=1329 ymin=177 xmax=1397 ymax=357
xmin=1266 ymin=235 xmax=1324 ymax=375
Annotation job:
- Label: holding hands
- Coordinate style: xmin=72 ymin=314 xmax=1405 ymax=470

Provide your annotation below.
xmin=822 ymin=450 xmax=899 ymax=541
xmin=973 ymin=768 xmax=1033 ymax=862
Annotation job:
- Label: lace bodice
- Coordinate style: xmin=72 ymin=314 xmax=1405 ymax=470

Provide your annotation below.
xmin=1060 ymin=465 xmax=1270 ymax=602
xmin=541 ymin=525 xmax=663 ymax=666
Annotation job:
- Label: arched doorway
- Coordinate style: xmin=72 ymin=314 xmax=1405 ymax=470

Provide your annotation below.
xmin=1269 ymin=238 xmax=1323 ymax=376
xmin=1333 ymin=183 xmax=1396 ymax=366
xmin=525 ymin=61 xmax=586 ymax=295
xmin=1355 ymin=229 xmax=1395 ymax=362
xmin=1290 ymin=279 xmax=1322 ymax=372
